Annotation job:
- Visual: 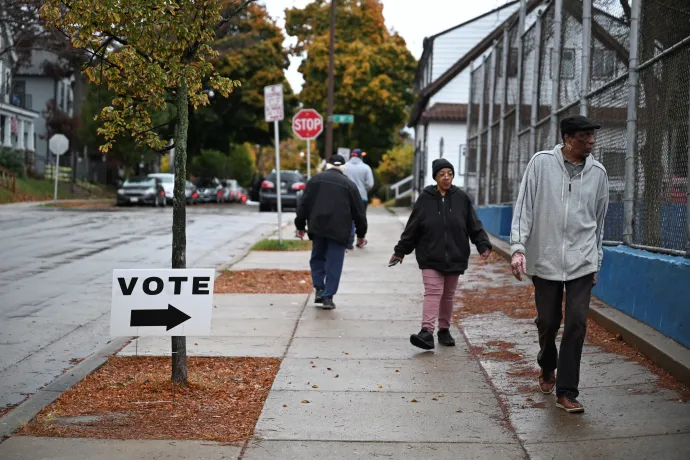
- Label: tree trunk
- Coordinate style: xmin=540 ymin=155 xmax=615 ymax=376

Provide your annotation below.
xmin=171 ymin=79 xmax=189 ymax=385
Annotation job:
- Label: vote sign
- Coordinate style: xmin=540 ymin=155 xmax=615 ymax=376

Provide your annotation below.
xmin=292 ymin=109 xmax=324 ymax=140
xmin=110 ymin=268 xmax=215 ymax=337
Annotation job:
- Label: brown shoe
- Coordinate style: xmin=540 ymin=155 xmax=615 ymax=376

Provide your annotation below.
xmin=556 ymin=396 xmax=585 ymax=413
xmin=538 ymin=370 xmax=556 ymax=394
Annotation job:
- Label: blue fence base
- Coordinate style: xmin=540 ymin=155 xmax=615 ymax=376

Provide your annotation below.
xmin=476 ymin=205 xmax=690 ymax=349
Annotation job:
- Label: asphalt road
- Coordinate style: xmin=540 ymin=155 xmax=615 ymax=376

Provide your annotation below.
xmin=0 ymin=202 xmax=289 ymax=410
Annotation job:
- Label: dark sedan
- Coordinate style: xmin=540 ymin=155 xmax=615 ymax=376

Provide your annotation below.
xmin=117 ymin=176 xmax=166 ymax=207
xmin=259 ymin=170 xmax=305 ymax=212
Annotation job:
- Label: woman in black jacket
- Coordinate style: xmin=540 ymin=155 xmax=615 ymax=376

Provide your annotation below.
xmin=390 ymin=159 xmax=492 ymax=350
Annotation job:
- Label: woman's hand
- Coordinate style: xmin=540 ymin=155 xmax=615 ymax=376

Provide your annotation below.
xmin=388 ymin=255 xmax=403 ymax=267
xmin=480 ymin=249 xmax=491 ymax=260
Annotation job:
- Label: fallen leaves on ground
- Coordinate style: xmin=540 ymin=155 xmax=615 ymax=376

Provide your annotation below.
xmin=214 ymin=270 xmax=312 ymax=294
xmin=455 ymin=253 xmax=690 ymax=402
xmin=47 ymin=201 xmax=116 ymax=209
xmin=19 ymin=356 xmax=281 ymax=442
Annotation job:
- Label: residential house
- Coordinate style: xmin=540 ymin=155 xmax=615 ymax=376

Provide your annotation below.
xmin=0 ymin=20 xmax=39 ymax=161
xmin=408 ymin=1 xmax=525 ymax=199
xmin=15 ymin=50 xmax=75 ymax=175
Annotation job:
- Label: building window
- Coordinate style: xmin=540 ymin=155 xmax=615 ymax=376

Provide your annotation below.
xmin=550 ymin=48 xmax=576 ymax=79
xmin=592 ymin=48 xmax=616 ymax=79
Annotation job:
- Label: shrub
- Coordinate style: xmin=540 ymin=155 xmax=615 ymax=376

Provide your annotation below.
xmin=0 ymin=148 xmax=25 ymax=177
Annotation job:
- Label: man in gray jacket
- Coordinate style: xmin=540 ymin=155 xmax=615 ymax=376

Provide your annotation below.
xmin=345 ymin=148 xmax=374 ymax=249
xmin=510 ymin=115 xmax=609 ymax=414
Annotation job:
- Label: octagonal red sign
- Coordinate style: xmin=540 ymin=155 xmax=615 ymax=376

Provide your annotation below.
xmin=292 ymin=109 xmax=324 ymax=140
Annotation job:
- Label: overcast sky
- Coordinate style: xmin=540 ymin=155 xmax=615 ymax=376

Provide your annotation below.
xmin=260 ymin=0 xmax=510 ymax=93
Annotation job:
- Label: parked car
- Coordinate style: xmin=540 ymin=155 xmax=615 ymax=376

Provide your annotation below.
xmin=147 ymin=173 xmax=175 ymax=204
xmin=186 ymin=180 xmax=199 ymax=205
xmin=117 ymin=176 xmax=166 ymax=207
xmin=195 ymin=178 xmax=222 ymax=203
xmin=220 ymin=179 xmax=242 ymax=202
xmin=237 ymin=187 xmax=248 ymax=204
xmin=259 ymin=170 xmax=306 ymax=212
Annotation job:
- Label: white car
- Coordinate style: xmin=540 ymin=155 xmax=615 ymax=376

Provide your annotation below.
xmin=148 ymin=173 xmax=175 ymax=204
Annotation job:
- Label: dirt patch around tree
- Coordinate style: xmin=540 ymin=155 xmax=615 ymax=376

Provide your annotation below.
xmin=214 ymin=269 xmax=313 ymax=294
xmin=18 ymin=356 xmax=281 ymax=442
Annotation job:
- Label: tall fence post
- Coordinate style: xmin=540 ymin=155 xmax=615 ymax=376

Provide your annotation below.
xmin=550 ymin=0 xmax=563 ymax=144
xmin=476 ymin=57 xmax=487 ymax=205
xmin=623 ymin=0 xmax=642 ymax=246
xmin=515 ymin=0 xmax=526 ymax=198
xmin=497 ymin=27 xmax=509 ymax=205
xmin=466 ymin=64 xmax=474 ymax=192
xmin=529 ymin=11 xmax=543 ymax=156
xmin=486 ymin=45 xmax=497 ymax=205
xmin=580 ymin=0 xmax=592 ymax=116
xmin=685 ymin=91 xmax=690 ymax=257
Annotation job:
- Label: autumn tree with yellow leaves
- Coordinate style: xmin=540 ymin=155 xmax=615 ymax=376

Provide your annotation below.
xmin=286 ymin=0 xmax=417 ymax=167
xmin=41 ymin=0 xmax=257 ymax=385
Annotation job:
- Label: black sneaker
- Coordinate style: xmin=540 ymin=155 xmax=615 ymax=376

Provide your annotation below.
xmin=319 ymin=297 xmax=336 ymax=310
xmin=346 ymin=244 xmax=354 ymax=250
xmin=437 ymin=328 xmax=456 ymax=346
xmin=314 ymin=289 xmax=324 ymax=304
xmin=410 ymin=328 xmax=435 ymax=350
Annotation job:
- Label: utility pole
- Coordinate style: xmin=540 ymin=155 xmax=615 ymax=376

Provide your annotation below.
xmin=324 ymin=0 xmax=336 ymax=161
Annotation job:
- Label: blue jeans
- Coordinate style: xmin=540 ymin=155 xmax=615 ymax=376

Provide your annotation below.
xmin=349 ymin=200 xmax=369 ymax=246
xmin=310 ymin=236 xmax=347 ymax=298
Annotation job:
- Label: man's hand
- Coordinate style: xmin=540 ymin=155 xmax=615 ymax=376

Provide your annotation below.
xmin=593 ymin=272 xmax=598 ymax=286
xmin=296 ymin=230 xmax=306 ymax=240
xmin=388 ymin=255 xmax=403 ymax=267
xmin=356 ymin=238 xmax=367 ymax=248
xmin=511 ymin=252 xmax=527 ymax=281
xmin=480 ymin=249 xmax=491 ymax=260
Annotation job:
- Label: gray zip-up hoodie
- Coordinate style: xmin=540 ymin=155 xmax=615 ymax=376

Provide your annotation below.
xmin=510 ymin=145 xmax=609 ymax=282
xmin=345 ymin=156 xmax=374 ymax=201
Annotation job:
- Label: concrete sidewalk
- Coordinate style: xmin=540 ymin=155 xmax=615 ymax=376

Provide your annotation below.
xmin=2 ymin=207 xmax=689 ymax=459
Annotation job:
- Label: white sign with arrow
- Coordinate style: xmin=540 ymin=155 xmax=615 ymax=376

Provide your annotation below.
xmin=110 ymin=268 xmax=215 ymax=337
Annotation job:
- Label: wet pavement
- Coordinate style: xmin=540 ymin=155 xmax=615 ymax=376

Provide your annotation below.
xmin=1 ymin=206 xmax=689 ymax=459
xmin=0 ymin=203 xmax=285 ymax=410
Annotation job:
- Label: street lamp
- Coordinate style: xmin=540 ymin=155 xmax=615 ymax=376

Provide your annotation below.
xmin=299 ymin=151 xmax=305 ymax=158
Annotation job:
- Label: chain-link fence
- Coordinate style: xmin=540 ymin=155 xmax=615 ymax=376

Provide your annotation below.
xmin=465 ymin=0 xmax=690 ymax=257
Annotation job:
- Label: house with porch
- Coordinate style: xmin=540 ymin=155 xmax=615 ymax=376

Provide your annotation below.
xmin=0 ymin=20 xmax=39 ymax=163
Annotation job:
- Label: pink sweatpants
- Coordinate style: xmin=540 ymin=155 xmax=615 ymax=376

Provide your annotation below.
xmin=421 ymin=269 xmax=460 ymax=333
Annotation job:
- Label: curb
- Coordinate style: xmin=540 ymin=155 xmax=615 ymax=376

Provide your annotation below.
xmin=487 ymin=234 xmax=690 ymax=387
xmin=0 ymin=337 xmax=130 ymax=437
xmin=0 ymin=220 xmax=289 ymax=438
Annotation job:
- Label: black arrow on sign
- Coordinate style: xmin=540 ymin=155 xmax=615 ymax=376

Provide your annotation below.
xmin=130 ymin=304 xmax=191 ymax=331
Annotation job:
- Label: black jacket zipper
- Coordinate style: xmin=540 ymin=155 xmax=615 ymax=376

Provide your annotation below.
xmin=442 ymin=196 xmax=449 ymax=268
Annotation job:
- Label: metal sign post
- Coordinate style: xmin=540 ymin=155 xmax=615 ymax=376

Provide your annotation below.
xmin=49 ymin=134 xmax=69 ymax=203
xmin=264 ymin=84 xmax=285 ymax=244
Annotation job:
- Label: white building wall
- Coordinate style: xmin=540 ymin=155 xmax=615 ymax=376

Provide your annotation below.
xmin=424 ymin=122 xmax=468 ymax=188
xmin=431 ymin=4 xmax=520 ymax=81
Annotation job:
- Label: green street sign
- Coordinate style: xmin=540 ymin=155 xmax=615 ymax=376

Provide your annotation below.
xmin=330 ymin=114 xmax=354 ymax=123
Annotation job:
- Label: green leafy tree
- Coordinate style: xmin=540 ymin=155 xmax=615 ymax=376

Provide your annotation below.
xmin=285 ymin=0 xmax=417 ymax=166
xmin=190 ymin=149 xmax=230 ymax=180
xmin=228 ymin=143 xmax=255 ymax=187
xmin=186 ymin=2 xmax=298 ymax=160
xmin=41 ymin=0 xmax=255 ymax=385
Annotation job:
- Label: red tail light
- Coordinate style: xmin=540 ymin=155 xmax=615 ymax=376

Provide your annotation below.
xmin=241 ymin=196 xmax=247 ymax=202
xmin=217 ymin=190 xmax=223 ymax=197
xmin=192 ymin=192 xmax=199 ymax=198
xmin=291 ymin=182 xmax=306 ymax=191
xmin=230 ymin=190 xmax=236 ymax=197
xmin=261 ymin=181 xmax=275 ymax=189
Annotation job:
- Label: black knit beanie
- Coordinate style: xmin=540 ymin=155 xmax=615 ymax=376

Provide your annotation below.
xmin=432 ymin=158 xmax=454 ymax=179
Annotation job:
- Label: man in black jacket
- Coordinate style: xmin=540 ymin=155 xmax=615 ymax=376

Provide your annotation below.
xmin=295 ymin=155 xmax=368 ymax=309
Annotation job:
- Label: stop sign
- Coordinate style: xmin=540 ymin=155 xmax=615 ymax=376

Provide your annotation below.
xmin=292 ymin=109 xmax=324 ymax=140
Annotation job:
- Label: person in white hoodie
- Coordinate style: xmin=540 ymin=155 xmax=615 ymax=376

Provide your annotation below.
xmin=345 ymin=148 xmax=374 ymax=249
xmin=510 ymin=115 xmax=609 ymax=414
